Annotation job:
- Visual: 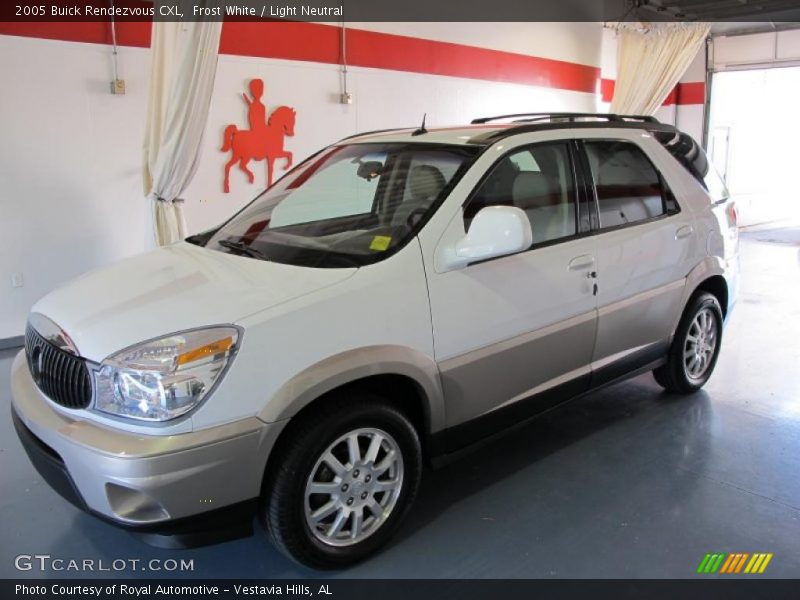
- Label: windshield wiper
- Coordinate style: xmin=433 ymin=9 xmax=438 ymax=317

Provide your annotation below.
xmin=217 ymin=239 xmax=268 ymax=260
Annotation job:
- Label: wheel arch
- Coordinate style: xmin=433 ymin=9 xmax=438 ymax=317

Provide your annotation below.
xmin=680 ymin=258 xmax=731 ymax=320
xmin=258 ymin=346 xmax=443 ymax=465
xmin=694 ymin=274 xmax=729 ymax=318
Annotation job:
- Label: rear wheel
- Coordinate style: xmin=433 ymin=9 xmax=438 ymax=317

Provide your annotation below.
xmin=653 ymin=292 xmax=723 ymax=394
xmin=262 ymin=393 xmax=422 ymax=568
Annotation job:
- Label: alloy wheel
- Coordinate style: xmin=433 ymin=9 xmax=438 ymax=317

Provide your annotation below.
xmin=683 ymin=307 xmax=718 ymax=381
xmin=304 ymin=428 xmax=404 ymax=547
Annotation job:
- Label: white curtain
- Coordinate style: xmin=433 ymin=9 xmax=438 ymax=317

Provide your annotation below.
xmin=143 ymin=18 xmax=222 ymax=246
xmin=611 ymin=23 xmax=710 ymax=116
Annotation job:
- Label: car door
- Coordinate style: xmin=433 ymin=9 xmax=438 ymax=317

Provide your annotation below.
xmin=578 ymin=136 xmax=696 ymax=384
xmin=424 ymin=140 xmax=599 ymax=451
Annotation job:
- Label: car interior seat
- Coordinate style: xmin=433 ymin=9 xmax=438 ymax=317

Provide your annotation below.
xmin=511 ymin=171 xmax=574 ymax=244
xmin=392 ymin=164 xmax=446 ymax=228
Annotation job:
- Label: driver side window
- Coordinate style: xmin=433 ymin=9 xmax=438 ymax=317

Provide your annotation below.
xmin=464 ymin=142 xmax=577 ymax=246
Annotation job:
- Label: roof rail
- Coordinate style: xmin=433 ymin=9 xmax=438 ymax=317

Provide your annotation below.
xmin=468 ymin=119 xmax=678 ymax=145
xmin=337 ymin=126 xmax=410 ymax=142
xmin=470 ymin=112 xmax=659 ymax=125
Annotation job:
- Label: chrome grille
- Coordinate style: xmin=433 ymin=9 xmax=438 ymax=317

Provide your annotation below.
xmin=25 ymin=324 xmax=92 ymax=409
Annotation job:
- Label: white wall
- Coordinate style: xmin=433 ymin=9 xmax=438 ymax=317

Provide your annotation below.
xmin=599 ymin=26 xmax=618 ymax=83
xmin=674 ymin=49 xmax=707 ymax=143
xmin=0 ymin=36 xmax=152 ymax=340
xmin=0 ymin=23 xmax=603 ymax=339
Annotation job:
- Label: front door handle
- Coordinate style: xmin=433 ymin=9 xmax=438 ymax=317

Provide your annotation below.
xmin=568 ymin=255 xmax=595 ymax=271
xmin=676 ymin=225 xmax=694 ymax=240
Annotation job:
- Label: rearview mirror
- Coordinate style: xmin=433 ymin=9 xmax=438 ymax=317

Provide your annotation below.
xmin=356 ymin=161 xmax=384 ymax=181
xmin=442 ymin=206 xmax=532 ymax=270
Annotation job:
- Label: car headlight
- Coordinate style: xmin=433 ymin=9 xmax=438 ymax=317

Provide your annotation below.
xmin=94 ymin=327 xmax=240 ymax=422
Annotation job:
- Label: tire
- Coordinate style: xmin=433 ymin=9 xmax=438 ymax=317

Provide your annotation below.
xmin=653 ymin=291 xmax=723 ymax=394
xmin=261 ymin=392 xmax=422 ymax=569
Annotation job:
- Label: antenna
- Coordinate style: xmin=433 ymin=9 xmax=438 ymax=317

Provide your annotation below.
xmin=412 ymin=113 xmax=428 ymax=136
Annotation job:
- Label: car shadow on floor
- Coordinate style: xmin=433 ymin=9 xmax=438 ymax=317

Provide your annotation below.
xmin=394 ymin=374 xmax=713 ymax=547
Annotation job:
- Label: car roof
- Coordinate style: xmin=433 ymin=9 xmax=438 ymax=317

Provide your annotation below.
xmin=343 ymin=124 xmax=516 ymax=146
xmin=341 ymin=113 xmax=679 ymax=147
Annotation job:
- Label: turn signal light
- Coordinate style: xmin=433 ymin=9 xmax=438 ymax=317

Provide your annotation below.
xmin=176 ymin=337 xmax=235 ymax=366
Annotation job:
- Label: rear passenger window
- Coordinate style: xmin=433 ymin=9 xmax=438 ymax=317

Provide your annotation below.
xmin=584 ymin=141 xmax=670 ymax=229
xmin=464 ymin=143 xmax=577 ymax=246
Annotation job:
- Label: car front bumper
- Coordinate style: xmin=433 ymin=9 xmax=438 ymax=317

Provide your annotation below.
xmin=10 ymin=350 xmax=286 ymax=542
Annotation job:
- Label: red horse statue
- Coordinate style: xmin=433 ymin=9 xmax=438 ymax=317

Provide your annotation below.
xmin=221 ymin=79 xmax=296 ymax=193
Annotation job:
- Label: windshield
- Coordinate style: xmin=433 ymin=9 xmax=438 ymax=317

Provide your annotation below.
xmin=193 ymin=142 xmax=479 ymax=268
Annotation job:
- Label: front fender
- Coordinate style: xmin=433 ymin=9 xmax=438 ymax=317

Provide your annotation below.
xmin=259 ymin=345 xmax=445 ymax=435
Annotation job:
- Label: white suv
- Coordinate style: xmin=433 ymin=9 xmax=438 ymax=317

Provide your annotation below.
xmin=11 ymin=113 xmax=738 ymax=568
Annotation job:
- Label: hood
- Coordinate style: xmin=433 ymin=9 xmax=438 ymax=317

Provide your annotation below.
xmin=31 ymin=242 xmax=356 ymax=361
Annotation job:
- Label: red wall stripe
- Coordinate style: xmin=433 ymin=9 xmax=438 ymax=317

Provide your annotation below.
xmin=675 ymin=81 xmax=705 ymax=105
xmin=219 ymin=21 xmax=340 ymax=65
xmin=600 ymin=78 xmax=615 ymax=103
xmin=0 ymin=20 xmax=599 ymax=94
xmin=662 ymin=87 xmax=678 ymax=105
xmin=219 ymin=22 xmax=598 ymax=92
xmin=342 ymin=26 xmax=597 ymax=92
xmin=600 ymin=78 xmax=704 ymax=106
xmin=0 ymin=21 xmax=150 ymax=47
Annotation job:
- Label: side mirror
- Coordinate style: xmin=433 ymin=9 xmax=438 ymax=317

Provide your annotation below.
xmin=442 ymin=206 xmax=532 ymax=270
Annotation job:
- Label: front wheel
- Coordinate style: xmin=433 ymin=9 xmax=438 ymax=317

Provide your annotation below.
xmin=653 ymin=292 xmax=723 ymax=394
xmin=261 ymin=393 xmax=422 ymax=568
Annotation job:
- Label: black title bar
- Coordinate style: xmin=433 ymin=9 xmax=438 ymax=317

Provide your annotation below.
xmin=4 ymin=0 xmax=800 ymax=22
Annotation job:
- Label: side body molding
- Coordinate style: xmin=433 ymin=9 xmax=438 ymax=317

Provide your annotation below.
xmin=259 ymin=345 xmax=445 ymax=434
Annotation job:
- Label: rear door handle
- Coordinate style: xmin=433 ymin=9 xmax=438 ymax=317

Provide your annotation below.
xmin=676 ymin=225 xmax=693 ymax=240
xmin=568 ymin=255 xmax=595 ymax=270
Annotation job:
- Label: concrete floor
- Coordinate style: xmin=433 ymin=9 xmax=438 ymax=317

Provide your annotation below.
xmin=1 ymin=229 xmax=799 ymax=579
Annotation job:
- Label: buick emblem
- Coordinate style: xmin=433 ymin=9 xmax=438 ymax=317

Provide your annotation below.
xmin=30 ymin=345 xmax=43 ymax=383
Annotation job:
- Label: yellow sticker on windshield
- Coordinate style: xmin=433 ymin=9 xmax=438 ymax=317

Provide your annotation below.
xmin=369 ymin=235 xmax=392 ymax=251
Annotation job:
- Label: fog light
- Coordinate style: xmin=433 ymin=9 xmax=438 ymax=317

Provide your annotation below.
xmin=106 ymin=483 xmax=170 ymax=522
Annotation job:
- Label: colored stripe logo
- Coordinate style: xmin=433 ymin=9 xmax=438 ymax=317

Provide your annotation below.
xmin=697 ymin=553 xmax=773 ymax=574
